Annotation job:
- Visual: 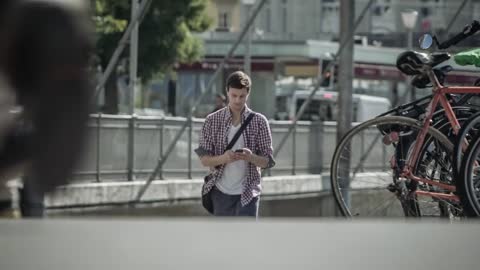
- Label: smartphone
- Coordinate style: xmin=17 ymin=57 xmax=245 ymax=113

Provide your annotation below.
xmin=234 ymin=149 xmax=244 ymax=153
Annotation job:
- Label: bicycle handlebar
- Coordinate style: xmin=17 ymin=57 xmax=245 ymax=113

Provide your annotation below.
xmin=437 ymin=20 xmax=480 ymax=49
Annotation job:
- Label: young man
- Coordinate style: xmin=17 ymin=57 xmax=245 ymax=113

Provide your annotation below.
xmin=195 ymin=71 xmax=275 ymax=217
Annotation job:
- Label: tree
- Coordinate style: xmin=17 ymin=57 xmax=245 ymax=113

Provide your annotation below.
xmin=93 ymin=0 xmax=212 ymax=113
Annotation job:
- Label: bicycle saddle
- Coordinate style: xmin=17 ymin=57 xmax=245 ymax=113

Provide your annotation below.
xmin=396 ymin=51 xmax=451 ymax=75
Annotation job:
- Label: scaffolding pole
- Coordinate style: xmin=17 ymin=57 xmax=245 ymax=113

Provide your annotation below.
xmin=337 ymin=0 xmax=355 ymax=142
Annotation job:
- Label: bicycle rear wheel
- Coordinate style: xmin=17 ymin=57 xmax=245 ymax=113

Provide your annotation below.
xmin=330 ymin=116 xmax=458 ymax=218
xmin=453 ymin=112 xmax=480 ymax=175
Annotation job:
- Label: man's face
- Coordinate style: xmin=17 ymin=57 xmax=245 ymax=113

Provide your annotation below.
xmin=227 ymin=87 xmax=249 ymax=112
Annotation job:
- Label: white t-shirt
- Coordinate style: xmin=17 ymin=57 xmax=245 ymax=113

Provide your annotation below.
xmin=215 ymin=124 xmax=247 ymax=195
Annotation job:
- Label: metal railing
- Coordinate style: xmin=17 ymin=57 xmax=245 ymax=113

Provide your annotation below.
xmin=71 ymin=114 xmax=325 ymax=182
xmin=71 ymin=114 xmax=392 ymax=183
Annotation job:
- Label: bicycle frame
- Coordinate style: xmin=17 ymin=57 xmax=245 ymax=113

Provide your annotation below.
xmin=402 ymin=67 xmax=480 ymax=203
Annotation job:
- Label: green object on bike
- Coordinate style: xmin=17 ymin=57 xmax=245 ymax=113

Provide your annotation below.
xmin=454 ymin=48 xmax=480 ymax=67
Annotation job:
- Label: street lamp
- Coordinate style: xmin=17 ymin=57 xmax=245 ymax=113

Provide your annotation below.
xmin=401 ymin=9 xmax=418 ymax=101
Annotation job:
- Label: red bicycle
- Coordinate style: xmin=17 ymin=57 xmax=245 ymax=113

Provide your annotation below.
xmin=330 ymin=20 xmax=480 ymax=218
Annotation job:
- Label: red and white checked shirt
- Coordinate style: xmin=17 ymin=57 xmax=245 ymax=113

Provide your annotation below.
xmin=195 ymin=106 xmax=275 ymax=206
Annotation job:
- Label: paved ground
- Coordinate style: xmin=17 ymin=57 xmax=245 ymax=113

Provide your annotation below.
xmin=0 ymin=218 xmax=478 ymax=270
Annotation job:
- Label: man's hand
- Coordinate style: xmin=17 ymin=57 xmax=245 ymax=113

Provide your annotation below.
xmin=235 ymin=148 xmax=269 ymax=168
xmin=199 ymin=150 xmax=240 ymax=168
xmin=234 ymin=148 xmax=253 ymax=162
xmin=222 ymin=150 xmax=238 ymax=164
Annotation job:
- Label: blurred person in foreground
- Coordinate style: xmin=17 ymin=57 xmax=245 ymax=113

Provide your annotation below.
xmin=195 ymin=71 xmax=275 ymax=218
xmin=0 ymin=0 xmax=93 ymax=217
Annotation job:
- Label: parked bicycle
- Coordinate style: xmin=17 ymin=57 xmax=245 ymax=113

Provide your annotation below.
xmin=330 ymin=20 xmax=480 ymax=218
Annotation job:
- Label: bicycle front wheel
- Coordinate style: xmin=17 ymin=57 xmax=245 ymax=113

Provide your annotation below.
xmin=458 ymin=130 xmax=480 ymax=217
xmin=330 ymin=116 xmax=456 ymax=218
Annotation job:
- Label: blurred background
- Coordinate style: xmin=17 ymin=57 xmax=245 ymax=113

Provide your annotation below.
xmin=4 ymin=0 xmax=480 ymax=218
xmin=93 ymin=0 xmax=480 ymax=119
xmin=4 ymin=3 xmax=480 ymax=269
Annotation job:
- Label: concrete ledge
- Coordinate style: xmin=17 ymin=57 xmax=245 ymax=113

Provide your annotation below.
xmin=262 ymin=174 xmax=323 ymax=195
xmin=45 ymin=174 xmax=324 ymax=208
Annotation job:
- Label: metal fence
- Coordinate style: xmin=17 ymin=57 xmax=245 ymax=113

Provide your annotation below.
xmin=71 ymin=114 xmax=387 ymax=183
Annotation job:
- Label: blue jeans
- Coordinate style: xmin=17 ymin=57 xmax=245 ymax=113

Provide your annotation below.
xmin=211 ymin=187 xmax=259 ymax=218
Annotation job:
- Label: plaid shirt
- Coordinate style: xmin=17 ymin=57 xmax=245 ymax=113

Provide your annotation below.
xmin=195 ymin=106 xmax=275 ymax=206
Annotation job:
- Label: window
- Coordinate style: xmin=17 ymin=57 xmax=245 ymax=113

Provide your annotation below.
xmin=370 ymin=0 xmax=395 ymax=33
xmin=217 ymin=11 xmax=230 ymax=31
xmin=321 ymin=1 xmax=340 ymax=33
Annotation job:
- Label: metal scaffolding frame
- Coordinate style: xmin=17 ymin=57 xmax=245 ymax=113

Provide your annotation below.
xmin=93 ymin=0 xmax=472 ymax=204
xmin=269 ymin=0 xmax=375 ymax=169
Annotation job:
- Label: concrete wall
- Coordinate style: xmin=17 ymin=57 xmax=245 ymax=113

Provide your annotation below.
xmin=45 ymin=174 xmax=341 ymax=217
xmin=45 ymin=171 xmax=406 ymax=218
xmin=45 ymin=174 xmax=325 ymax=209
xmin=47 ymin=193 xmax=339 ymax=217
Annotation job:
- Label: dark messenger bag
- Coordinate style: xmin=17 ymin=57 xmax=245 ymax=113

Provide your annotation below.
xmin=202 ymin=113 xmax=256 ymax=214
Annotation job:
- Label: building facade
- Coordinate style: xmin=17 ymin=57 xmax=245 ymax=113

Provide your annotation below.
xmin=169 ymin=0 xmax=480 ymax=119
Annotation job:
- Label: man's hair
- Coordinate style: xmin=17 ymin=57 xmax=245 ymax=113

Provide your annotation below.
xmin=226 ymin=71 xmax=251 ymax=92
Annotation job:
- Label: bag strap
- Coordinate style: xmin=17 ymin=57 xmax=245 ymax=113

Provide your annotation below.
xmin=225 ymin=112 xmax=256 ymax=151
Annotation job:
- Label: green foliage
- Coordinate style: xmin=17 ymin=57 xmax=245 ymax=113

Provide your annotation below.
xmin=94 ymin=0 xmax=212 ymax=81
